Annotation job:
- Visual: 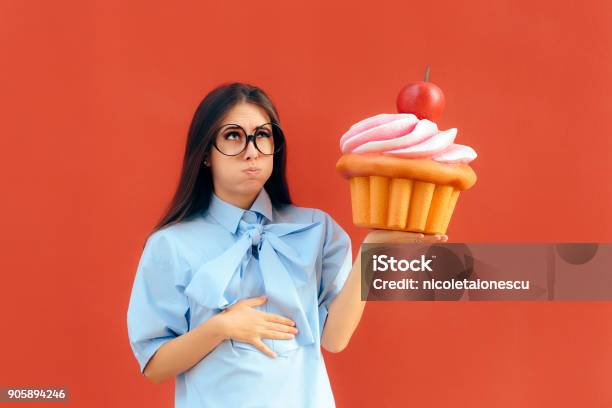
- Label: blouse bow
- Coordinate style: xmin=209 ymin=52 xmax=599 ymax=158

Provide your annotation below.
xmin=185 ymin=215 xmax=323 ymax=354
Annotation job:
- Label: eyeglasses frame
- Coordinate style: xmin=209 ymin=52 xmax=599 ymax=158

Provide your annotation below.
xmin=212 ymin=122 xmax=285 ymax=156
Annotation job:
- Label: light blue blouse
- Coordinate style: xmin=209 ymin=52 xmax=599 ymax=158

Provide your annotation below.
xmin=127 ymin=187 xmax=353 ymax=407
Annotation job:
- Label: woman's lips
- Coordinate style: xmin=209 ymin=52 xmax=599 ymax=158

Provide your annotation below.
xmin=243 ymin=168 xmax=261 ymax=176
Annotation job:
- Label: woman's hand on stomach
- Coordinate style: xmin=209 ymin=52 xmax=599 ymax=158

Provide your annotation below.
xmin=216 ymin=295 xmax=298 ymax=358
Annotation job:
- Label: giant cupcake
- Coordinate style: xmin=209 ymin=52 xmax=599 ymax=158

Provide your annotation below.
xmin=336 ymin=68 xmax=477 ymax=235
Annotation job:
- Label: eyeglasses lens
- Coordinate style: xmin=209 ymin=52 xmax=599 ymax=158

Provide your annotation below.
xmin=215 ymin=125 xmax=281 ymax=155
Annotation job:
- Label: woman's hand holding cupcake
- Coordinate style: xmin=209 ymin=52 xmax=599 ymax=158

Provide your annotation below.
xmin=363 ymin=230 xmax=448 ymax=244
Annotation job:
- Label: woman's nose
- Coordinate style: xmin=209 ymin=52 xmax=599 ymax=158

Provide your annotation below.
xmin=243 ymin=139 xmax=260 ymax=160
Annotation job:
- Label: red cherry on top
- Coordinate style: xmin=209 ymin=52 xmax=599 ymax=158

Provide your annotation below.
xmin=396 ymin=65 xmax=446 ymax=121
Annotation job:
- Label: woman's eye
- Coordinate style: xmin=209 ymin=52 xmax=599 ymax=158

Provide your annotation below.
xmin=225 ymin=132 xmax=241 ymax=140
xmin=256 ymin=131 xmax=271 ymax=138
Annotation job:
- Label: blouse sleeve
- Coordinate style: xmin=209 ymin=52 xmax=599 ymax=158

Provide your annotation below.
xmin=317 ymin=210 xmax=353 ymax=336
xmin=127 ymin=230 xmax=190 ymax=374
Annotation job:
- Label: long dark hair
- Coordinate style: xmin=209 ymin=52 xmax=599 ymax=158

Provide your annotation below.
xmin=148 ymin=82 xmax=292 ymax=239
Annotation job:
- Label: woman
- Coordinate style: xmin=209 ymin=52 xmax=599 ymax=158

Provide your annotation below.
xmin=127 ymin=82 xmax=447 ymax=407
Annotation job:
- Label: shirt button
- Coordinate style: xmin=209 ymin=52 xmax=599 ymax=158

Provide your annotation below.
xmin=242 ymin=210 xmax=258 ymax=224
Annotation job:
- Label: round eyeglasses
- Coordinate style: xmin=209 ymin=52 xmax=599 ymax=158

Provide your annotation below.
xmin=213 ymin=122 xmax=285 ymax=156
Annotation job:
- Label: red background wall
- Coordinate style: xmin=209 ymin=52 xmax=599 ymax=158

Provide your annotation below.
xmin=1 ymin=0 xmax=611 ymax=406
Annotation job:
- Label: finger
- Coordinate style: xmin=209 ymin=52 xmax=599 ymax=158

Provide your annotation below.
xmin=419 ymin=234 xmax=443 ymax=243
xmin=414 ymin=233 xmax=425 ymax=243
xmin=442 ymin=235 xmax=448 ymax=242
xmin=253 ymin=339 xmax=276 ymax=358
xmin=389 ymin=231 xmax=423 ymax=243
xmin=366 ymin=230 xmax=423 ymax=244
xmin=263 ymin=312 xmax=296 ymax=327
xmin=397 ymin=231 xmax=424 ymax=239
xmin=261 ymin=329 xmax=296 ymax=340
xmin=265 ymin=322 xmax=299 ymax=334
xmin=242 ymin=295 xmax=268 ymax=307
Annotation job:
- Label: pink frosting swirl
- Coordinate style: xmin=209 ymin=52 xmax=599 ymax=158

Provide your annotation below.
xmin=340 ymin=113 xmax=477 ymax=164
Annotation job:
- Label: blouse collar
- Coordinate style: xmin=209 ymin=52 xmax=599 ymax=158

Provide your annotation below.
xmin=207 ymin=188 xmax=274 ymax=234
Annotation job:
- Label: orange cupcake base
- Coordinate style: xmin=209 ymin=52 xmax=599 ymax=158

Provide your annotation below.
xmin=337 ymin=153 xmax=476 ymax=235
xmin=348 ymin=175 xmax=461 ymax=235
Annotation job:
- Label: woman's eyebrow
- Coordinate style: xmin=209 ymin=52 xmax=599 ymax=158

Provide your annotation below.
xmin=221 ymin=123 xmax=271 ymax=132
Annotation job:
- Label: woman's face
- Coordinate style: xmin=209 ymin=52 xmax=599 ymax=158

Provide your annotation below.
xmin=206 ymin=102 xmax=275 ymax=202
